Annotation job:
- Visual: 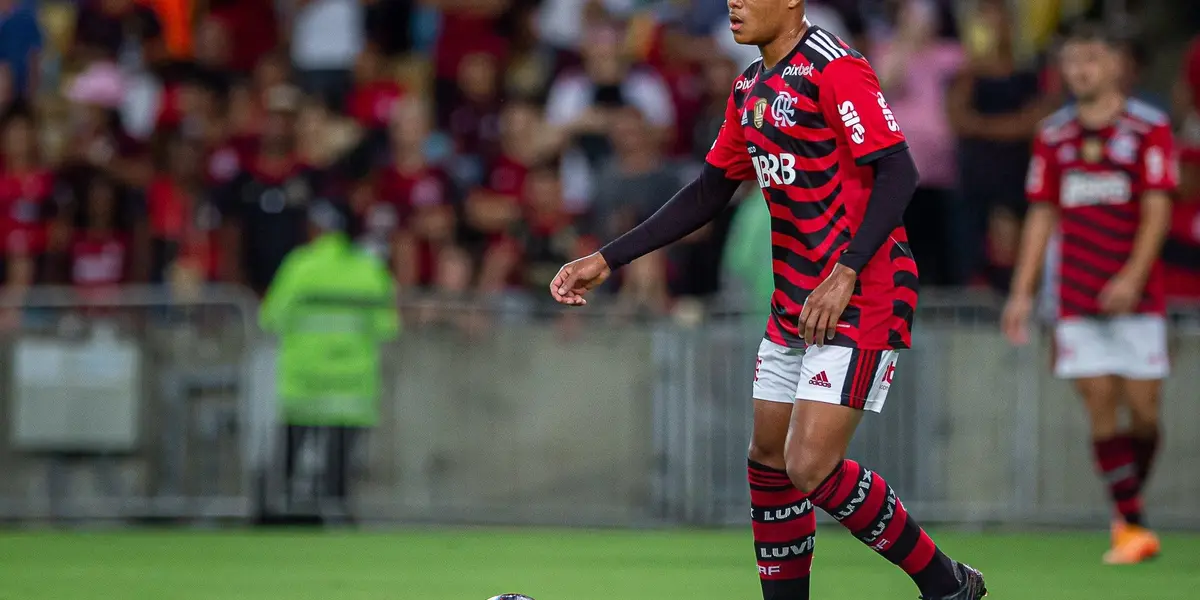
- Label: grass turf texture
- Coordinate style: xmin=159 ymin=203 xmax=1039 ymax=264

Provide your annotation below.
xmin=2 ymin=529 xmax=1199 ymax=599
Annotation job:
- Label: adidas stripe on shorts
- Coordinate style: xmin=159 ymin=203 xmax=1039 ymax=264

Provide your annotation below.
xmin=752 ymin=338 xmax=898 ymax=412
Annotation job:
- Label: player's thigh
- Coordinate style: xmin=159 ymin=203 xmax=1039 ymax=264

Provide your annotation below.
xmin=784 ymin=346 xmax=896 ymax=491
xmin=1120 ymin=377 xmax=1162 ymax=428
xmin=1053 ymin=317 xmax=1122 ymax=379
xmin=750 ymin=339 xmax=805 ymax=466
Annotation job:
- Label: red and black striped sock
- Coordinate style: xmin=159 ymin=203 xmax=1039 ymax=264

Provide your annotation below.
xmin=1130 ymin=428 xmax=1160 ymax=489
xmin=749 ymin=460 xmax=814 ymax=600
xmin=1093 ymin=436 xmax=1144 ymax=525
xmin=810 ymin=459 xmax=959 ymax=599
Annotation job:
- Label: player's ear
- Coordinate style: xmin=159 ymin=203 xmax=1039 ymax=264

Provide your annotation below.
xmin=789 ymin=0 xmax=804 ymax=10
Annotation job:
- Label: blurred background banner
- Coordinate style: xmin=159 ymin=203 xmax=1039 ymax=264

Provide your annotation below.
xmin=0 ymin=0 xmax=1199 ymax=531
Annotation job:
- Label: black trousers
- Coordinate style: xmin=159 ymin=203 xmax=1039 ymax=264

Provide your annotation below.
xmin=283 ymin=425 xmax=361 ymax=506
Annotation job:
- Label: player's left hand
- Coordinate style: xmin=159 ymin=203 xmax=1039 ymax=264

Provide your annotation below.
xmin=1099 ymin=271 xmax=1143 ymax=315
xmin=800 ymin=263 xmax=856 ymax=346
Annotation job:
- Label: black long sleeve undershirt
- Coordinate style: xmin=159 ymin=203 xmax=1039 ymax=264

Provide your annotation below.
xmin=837 ymin=147 xmax=920 ymax=273
xmin=599 ymin=147 xmax=919 ymax=273
xmin=599 ymin=163 xmax=742 ymax=269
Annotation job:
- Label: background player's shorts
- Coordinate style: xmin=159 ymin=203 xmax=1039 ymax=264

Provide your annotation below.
xmin=1053 ymin=314 xmax=1169 ymax=380
xmin=752 ymin=339 xmax=898 ymax=413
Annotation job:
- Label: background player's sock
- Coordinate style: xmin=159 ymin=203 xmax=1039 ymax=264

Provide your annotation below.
xmin=1093 ymin=436 xmax=1144 ymax=526
xmin=1130 ymin=428 xmax=1160 ymax=487
xmin=749 ymin=460 xmax=815 ymax=600
xmin=809 ymin=459 xmax=959 ymax=599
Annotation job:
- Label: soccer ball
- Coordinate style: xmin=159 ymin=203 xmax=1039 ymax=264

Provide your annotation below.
xmin=487 ymin=596 xmax=535 ymax=600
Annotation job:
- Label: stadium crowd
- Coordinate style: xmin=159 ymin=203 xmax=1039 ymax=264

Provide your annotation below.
xmin=0 ymin=0 xmax=1198 ymax=318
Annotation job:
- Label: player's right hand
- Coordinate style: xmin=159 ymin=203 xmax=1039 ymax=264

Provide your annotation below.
xmin=1001 ymin=294 xmax=1034 ymax=346
xmin=550 ymin=253 xmax=612 ymax=306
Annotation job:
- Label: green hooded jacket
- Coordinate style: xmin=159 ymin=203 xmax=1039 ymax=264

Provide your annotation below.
xmin=259 ymin=233 xmax=400 ymax=426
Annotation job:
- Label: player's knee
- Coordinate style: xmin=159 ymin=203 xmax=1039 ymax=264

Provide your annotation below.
xmin=784 ymin=448 xmax=841 ymax=494
xmin=748 ymin=439 xmax=785 ymax=469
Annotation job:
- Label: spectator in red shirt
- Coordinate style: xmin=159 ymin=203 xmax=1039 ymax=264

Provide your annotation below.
xmin=347 ymin=44 xmax=406 ymax=132
xmin=377 ymin=98 xmax=459 ymax=290
xmin=429 ymin=0 xmax=511 ymax=120
xmin=147 ymin=132 xmax=216 ymax=284
xmin=0 ymin=111 xmax=56 ymax=289
xmin=206 ymin=0 xmax=278 ymax=74
xmin=70 ymin=174 xmax=129 ymax=294
xmin=466 ymin=101 xmax=550 ymax=291
xmin=446 ymin=52 xmax=503 ymax=165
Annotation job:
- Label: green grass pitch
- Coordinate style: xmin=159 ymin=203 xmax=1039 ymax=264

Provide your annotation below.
xmin=2 ymin=528 xmax=1199 ymax=599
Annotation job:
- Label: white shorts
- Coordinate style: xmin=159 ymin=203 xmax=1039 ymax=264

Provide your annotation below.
xmin=752 ymin=339 xmax=898 ymax=413
xmin=1053 ymin=314 xmax=1169 ymax=380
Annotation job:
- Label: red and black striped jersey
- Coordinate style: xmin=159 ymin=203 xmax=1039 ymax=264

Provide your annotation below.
xmin=1027 ymin=100 xmax=1177 ymax=318
xmin=706 ymin=27 xmax=918 ymax=350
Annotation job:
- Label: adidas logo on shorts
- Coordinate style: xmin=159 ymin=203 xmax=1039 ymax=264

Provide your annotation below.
xmin=808 ymin=371 xmax=832 ymax=388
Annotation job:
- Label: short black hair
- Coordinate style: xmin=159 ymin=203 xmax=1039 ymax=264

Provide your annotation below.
xmin=1063 ymin=21 xmax=1126 ymax=49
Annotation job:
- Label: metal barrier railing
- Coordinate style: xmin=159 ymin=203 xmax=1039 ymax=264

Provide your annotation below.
xmin=0 ymin=286 xmax=257 ymax=522
xmin=2 ymin=286 xmax=1198 ymax=529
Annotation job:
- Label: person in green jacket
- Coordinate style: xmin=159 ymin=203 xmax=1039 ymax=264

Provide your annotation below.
xmin=259 ymin=201 xmax=399 ymax=519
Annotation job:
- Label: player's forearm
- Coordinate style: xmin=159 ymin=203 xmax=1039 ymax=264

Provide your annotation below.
xmin=1122 ymin=192 xmax=1172 ymax=283
xmin=1010 ymin=204 xmax=1057 ymax=297
xmin=599 ymin=164 xmax=740 ymax=270
xmin=837 ymin=149 xmax=919 ymax=273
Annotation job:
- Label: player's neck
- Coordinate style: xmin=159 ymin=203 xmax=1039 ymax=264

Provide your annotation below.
xmin=1076 ymin=89 xmax=1126 ymax=130
xmin=759 ymin=21 xmax=810 ymax=70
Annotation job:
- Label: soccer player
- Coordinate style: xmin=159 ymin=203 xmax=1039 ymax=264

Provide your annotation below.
xmin=1002 ymin=24 xmax=1174 ymax=565
xmin=549 ymin=1 xmax=986 ymax=598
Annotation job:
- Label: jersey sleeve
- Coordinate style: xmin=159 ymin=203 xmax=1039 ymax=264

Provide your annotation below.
xmin=1026 ymin=133 xmax=1061 ymax=205
xmin=1138 ymin=124 xmax=1178 ymax=194
xmin=818 ymin=57 xmax=908 ymax=165
xmin=704 ymin=83 xmax=756 ymax=181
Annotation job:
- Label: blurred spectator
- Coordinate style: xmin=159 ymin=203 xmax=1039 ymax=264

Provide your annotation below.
xmin=140 ymin=0 xmax=196 ymax=60
xmin=691 ymin=54 xmax=738 ymax=161
xmin=947 ymin=0 xmax=1056 ymax=288
xmin=445 ymin=51 xmax=503 ymax=182
xmin=876 ymin=0 xmax=963 ymax=285
xmin=429 ymin=0 xmax=511 ymax=119
xmin=461 ymin=100 xmax=552 ymax=290
xmin=375 ymin=98 xmax=459 ymax=290
xmin=286 ymin=0 xmax=364 ymax=111
xmin=70 ymin=174 xmax=129 ymax=294
xmin=513 ymin=158 xmax=595 ymax=297
xmin=591 ymin=105 xmax=678 ymax=239
xmin=0 ymin=0 xmax=42 ymax=100
xmin=147 ymin=132 xmax=218 ymax=285
xmin=206 ymin=0 xmax=279 ymax=74
xmin=63 ymin=62 xmax=152 ymax=188
xmin=0 ymin=111 xmax=56 ymax=290
xmin=503 ymin=1 xmax=560 ymax=103
xmin=347 ymin=44 xmax=406 ymax=131
xmin=363 ymin=0 xmax=414 ymax=57
xmin=545 ymin=21 xmax=675 ymax=210
xmin=536 ymin=0 xmax=633 ymax=54
xmin=72 ymin=0 xmax=165 ymax=68
xmin=219 ymin=89 xmax=327 ymax=294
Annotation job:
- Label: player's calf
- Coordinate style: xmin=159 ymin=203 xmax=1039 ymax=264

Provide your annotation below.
xmin=749 ymin=460 xmax=815 ymax=600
